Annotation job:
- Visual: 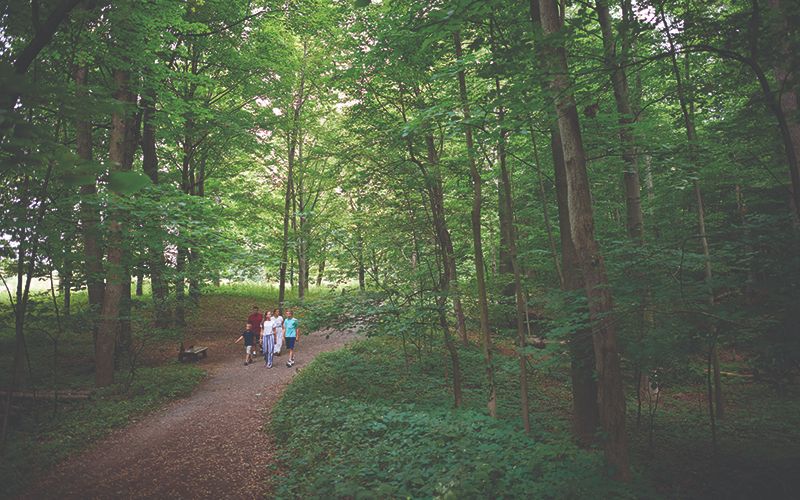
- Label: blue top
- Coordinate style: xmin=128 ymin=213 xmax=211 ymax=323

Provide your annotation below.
xmin=242 ymin=330 xmax=255 ymax=346
xmin=284 ymin=318 xmax=298 ymax=338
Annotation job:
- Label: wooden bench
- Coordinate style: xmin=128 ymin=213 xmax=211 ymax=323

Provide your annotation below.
xmin=178 ymin=346 xmax=208 ymax=362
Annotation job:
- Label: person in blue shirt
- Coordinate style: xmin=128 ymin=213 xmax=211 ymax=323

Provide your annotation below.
xmin=234 ymin=322 xmax=256 ymax=366
xmin=284 ymin=310 xmax=300 ymax=367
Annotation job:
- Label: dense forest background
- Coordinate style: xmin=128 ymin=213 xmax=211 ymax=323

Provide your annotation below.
xmin=1 ymin=0 xmax=799 ymax=497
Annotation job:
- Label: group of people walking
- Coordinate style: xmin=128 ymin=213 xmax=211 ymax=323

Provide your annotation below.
xmin=235 ymin=305 xmax=299 ymax=368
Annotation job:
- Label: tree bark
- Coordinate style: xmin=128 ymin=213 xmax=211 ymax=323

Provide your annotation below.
xmin=141 ymin=89 xmax=170 ymax=328
xmin=95 ymin=68 xmax=134 ymax=387
xmin=425 ymin=134 xmax=468 ymax=344
xmin=552 ymin=128 xmax=600 ymax=446
xmin=454 ymin=30 xmax=497 ymax=417
xmin=135 ymin=270 xmax=143 ymax=296
xmin=596 ymin=0 xmax=643 ymax=243
xmin=538 ymin=0 xmax=630 ymax=479
xmin=75 ymin=66 xmax=105 ymax=329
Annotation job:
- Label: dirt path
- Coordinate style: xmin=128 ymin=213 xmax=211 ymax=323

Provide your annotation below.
xmin=21 ymin=327 xmax=359 ymax=500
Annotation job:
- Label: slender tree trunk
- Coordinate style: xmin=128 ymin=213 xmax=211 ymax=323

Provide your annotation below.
xmin=596 ymin=0 xmax=643 ymax=242
xmin=495 ymin=89 xmax=531 ymax=433
xmin=279 ymin=130 xmax=294 ymax=308
xmin=96 ymin=68 xmax=134 ymax=387
xmin=427 ymin=176 xmax=464 ymax=409
xmin=280 ymin=44 xmax=307 ymax=310
xmin=135 ymin=270 xmax=143 ymax=296
xmin=538 ymin=0 xmax=630 ymax=479
xmin=141 ymin=89 xmax=170 ymax=328
xmin=75 ymin=65 xmax=104 ymax=330
xmin=661 ymin=9 xmax=724 ymax=420
xmin=425 ymin=135 xmax=468 ymax=343
xmin=357 ymin=226 xmax=366 ymax=291
xmin=316 ymin=244 xmax=326 ymax=287
xmin=1 ymin=166 xmax=52 ymax=449
xmin=115 ymin=98 xmax=139 ymax=357
xmin=61 ymin=258 xmax=72 ymax=317
xmin=175 ymin=246 xmax=187 ymax=327
xmin=489 ymin=18 xmax=533 ymax=430
xmin=454 ymin=30 xmax=497 ymax=417
xmin=529 ymin=123 xmax=563 ymax=286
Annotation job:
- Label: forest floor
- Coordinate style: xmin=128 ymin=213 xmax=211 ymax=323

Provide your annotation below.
xmin=17 ymin=295 xmax=360 ymax=499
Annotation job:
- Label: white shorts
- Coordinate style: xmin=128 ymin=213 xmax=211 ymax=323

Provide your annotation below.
xmin=245 ymin=345 xmax=253 ymax=355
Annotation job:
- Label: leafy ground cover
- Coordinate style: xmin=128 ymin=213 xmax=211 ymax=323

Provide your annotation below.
xmin=270 ymin=337 xmax=649 ymax=499
xmin=270 ymin=333 xmax=800 ymax=499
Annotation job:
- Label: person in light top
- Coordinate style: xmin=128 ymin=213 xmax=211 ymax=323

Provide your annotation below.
xmin=272 ymin=308 xmax=284 ymax=355
xmin=262 ymin=310 xmax=275 ymax=368
xmin=283 ymin=309 xmax=299 ymax=367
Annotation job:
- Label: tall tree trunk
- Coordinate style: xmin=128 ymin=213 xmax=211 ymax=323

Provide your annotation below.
xmin=538 ymin=0 xmax=630 ymax=479
xmin=453 ymin=30 xmax=497 ymax=417
xmin=115 ymin=98 xmax=140 ymax=358
xmin=596 ymin=0 xmax=643 ymax=243
xmin=427 ymin=175 xmax=464 ymax=409
xmin=660 ymin=9 xmax=724 ymax=420
xmin=553 ymin=128 xmax=600 ymax=446
xmin=96 ymin=68 xmax=134 ymax=387
xmin=493 ymin=77 xmax=531 ymax=432
xmin=530 ymin=0 xmax=599 ymax=450
xmin=141 ymin=89 xmax=170 ymax=328
xmin=397 ymin=84 xmax=464 ymax=407
xmin=75 ymin=65 xmax=104 ymax=331
xmin=280 ymin=43 xmax=308 ymax=310
xmin=425 ymin=135 xmax=468 ymax=343
xmin=529 ymin=122 xmax=564 ymax=286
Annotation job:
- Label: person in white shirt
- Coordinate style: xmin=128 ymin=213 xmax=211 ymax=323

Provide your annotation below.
xmin=272 ymin=308 xmax=284 ymax=356
xmin=262 ymin=310 xmax=275 ymax=368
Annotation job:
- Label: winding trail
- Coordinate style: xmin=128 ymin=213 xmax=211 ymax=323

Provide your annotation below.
xmin=21 ymin=327 xmax=358 ymax=499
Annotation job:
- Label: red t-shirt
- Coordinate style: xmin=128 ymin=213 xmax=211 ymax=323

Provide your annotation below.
xmin=248 ymin=312 xmax=263 ymax=332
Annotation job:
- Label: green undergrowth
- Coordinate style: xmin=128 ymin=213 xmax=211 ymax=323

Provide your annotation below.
xmin=270 ymin=338 xmax=648 ymax=499
xmin=0 ymin=362 xmax=204 ymax=498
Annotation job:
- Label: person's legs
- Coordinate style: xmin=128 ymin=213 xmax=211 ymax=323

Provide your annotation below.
xmin=285 ymin=337 xmax=295 ymax=366
xmin=265 ymin=335 xmax=274 ymax=367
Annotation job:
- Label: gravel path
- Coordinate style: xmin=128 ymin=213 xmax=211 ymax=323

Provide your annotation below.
xmin=21 ymin=327 xmax=358 ymax=500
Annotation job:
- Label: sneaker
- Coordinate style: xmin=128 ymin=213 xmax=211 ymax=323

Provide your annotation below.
xmin=244 ymin=362 xmax=248 ymax=366
xmin=286 ymin=361 xmax=291 ymax=367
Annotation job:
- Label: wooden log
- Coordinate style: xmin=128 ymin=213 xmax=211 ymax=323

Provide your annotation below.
xmin=0 ymin=389 xmax=92 ymax=401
